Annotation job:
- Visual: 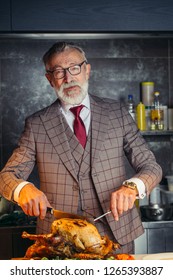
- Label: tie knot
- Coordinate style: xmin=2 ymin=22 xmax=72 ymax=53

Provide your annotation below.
xmin=70 ymin=105 xmax=84 ymax=117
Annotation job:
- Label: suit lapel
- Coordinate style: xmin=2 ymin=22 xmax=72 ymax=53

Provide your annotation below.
xmin=90 ymin=96 xmax=109 ymax=167
xmin=40 ymin=100 xmax=78 ymax=182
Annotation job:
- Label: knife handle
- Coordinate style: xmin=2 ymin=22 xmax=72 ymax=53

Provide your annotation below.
xmin=47 ymin=207 xmax=53 ymax=214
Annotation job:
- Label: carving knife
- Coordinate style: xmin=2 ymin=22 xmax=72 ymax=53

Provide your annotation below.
xmin=47 ymin=207 xmax=88 ymax=220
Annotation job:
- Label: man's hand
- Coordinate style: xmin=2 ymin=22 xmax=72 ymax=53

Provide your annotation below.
xmin=110 ymin=186 xmax=138 ymax=221
xmin=18 ymin=183 xmax=51 ymax=219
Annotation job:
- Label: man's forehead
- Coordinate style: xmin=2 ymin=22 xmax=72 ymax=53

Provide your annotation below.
xmin=48 ymin=49 xmax=85 ymax=68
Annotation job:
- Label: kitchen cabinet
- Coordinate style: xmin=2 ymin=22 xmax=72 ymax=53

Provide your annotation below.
xmin=135 ymin=221 xmax=173 ymax=254
xmin=11 ymin=0 xmax=173 ymax=32
xmin=0 ymin=225 xmax=36 ymax=259
xmin=11 ymin=1 xmax=173 ymax=32
xmin=0 ymin=1 xmax=11 ymax=31
xmin=1 ymin=0 xmax=173 ymax=32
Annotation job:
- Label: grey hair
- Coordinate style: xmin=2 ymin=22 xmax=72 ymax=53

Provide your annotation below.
xmin=43 ymin=41 xmax=87 ymax=66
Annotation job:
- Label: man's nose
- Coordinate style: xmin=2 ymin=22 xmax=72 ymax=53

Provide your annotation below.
xmin=64 ymin=70 xmax=73 ymax=83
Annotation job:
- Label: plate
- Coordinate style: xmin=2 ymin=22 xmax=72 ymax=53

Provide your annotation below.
xmin=143 ymin=253 xmax=173 ymax=260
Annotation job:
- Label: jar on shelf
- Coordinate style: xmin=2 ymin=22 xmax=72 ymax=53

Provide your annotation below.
xmin=141 ymin=81 xmax=154 ymax=106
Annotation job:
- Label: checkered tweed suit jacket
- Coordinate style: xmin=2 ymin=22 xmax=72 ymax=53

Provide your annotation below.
xmin=0 ymin=94 xmax=162 ymax=244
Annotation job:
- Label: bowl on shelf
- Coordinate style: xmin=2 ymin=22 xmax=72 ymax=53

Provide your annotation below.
xmin=140 ymin=203 xmax=173 ymax=221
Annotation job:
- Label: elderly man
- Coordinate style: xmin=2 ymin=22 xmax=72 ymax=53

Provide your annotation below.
xmin=0 ymin=41 xmax=162 ymax=254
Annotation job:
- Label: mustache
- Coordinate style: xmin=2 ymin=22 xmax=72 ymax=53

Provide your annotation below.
xmin=61 ymin=81 xmax=81 ymax=89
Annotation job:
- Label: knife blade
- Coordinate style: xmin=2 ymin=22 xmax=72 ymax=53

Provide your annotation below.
xmin=47 ymin=207 xmax=88 ymax=220
xmin=93 ymin=210 xmax=112 ymax=222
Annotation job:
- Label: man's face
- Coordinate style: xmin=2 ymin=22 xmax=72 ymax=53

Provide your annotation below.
xmin=45 ymin=48 xmax=91 ymax=105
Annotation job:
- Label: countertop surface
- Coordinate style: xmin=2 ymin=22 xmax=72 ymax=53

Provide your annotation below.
xmin=142 ymin=220 xmax=173 ymax=228
xmin=133 ymin=254 xmax=145 ymax=260
xmin=134 ymin=252 xmax=173 ymax=260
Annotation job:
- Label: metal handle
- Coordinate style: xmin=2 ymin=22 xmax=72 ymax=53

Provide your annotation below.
xmin=94 ymin=210 xmax=112 ymax=221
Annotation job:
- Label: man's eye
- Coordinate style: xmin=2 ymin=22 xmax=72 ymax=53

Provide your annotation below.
xmin=55 ymin=69 xmax=64 ymax=74
xmin=70 ymin=66 xmax=79 ymax=71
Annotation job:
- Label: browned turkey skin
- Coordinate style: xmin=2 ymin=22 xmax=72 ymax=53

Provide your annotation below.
xmin=22 ymin=218 xmax=120 ymax=259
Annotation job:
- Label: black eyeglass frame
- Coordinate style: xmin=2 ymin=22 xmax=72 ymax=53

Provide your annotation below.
xmin=46 ymin=60 xmax=87 ymax=79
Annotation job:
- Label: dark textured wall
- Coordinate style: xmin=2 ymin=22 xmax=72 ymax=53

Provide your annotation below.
xmin=0 ymin=35 xmax=172 ymax=191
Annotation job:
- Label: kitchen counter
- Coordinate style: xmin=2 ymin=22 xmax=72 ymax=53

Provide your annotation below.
xmin=142 ymin=219 xmax=173 ymax=228
xmin=134 ymin=253 xmax=173 ymax=260
xmin=133 ymin=254 xmax=145 ymax=260
xmin=135 ymin=220 xmax=173 ymax=254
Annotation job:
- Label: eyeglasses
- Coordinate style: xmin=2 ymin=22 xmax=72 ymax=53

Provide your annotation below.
xmin=46 ymin=60 xmax=87 ymax=80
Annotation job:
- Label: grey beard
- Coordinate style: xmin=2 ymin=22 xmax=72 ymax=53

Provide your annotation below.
xmin=55 ymin=81 xmax=89 ymax=105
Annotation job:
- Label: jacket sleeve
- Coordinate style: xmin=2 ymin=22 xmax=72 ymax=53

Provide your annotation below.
xmin=0 ymin=117 xmax=36 ymax=201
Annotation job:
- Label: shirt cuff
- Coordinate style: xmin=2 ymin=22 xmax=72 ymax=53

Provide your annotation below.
xmin=123 ymin=178 xmax=146 ymax=199
xmin=13 ymin=181 xmax=30 ymax=203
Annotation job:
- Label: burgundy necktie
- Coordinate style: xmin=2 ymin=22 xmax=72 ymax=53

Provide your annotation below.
xmin=70 ymin=105 xmax=87 ymax=148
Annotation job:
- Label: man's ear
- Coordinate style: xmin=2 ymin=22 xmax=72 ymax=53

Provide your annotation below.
xmin=86 ymin=63 xmax=91 ymax=80
xmin=45 ymin=73 xmax=54 ymax=87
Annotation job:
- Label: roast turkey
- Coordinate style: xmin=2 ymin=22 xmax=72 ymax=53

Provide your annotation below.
xmin=22 ymin=218 xmax=120 ymax=259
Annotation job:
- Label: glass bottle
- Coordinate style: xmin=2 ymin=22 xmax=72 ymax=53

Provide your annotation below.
xmin=150 ymin=91 xmax=164 ymax=130
xmin=145 ymin=105 xmax=152 ymax=130
xmin=127 ymin=94 xmax=135 ymax=120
